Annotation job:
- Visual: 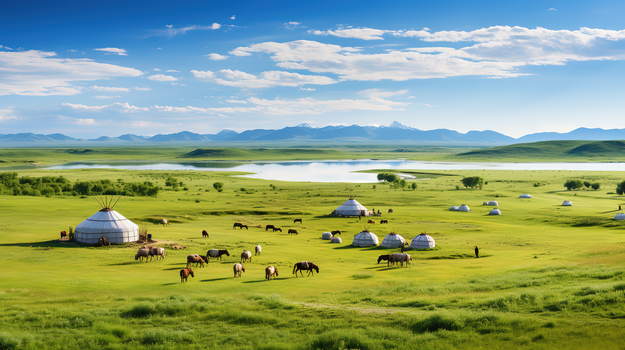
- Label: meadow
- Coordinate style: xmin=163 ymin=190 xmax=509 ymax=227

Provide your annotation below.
xmin=2 ymin=147 xmax=625 ymax=349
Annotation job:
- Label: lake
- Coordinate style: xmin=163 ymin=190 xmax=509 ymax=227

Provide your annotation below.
xmin=46 ymin=160 xmax=625 ymax=183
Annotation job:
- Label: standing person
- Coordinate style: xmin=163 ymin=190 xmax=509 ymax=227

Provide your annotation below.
xmin=474 ymin=246 xmax=479 ymax=258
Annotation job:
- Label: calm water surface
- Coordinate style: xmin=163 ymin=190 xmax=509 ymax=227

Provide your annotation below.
xmin=47 ymin=160 xmax=625 ymax=183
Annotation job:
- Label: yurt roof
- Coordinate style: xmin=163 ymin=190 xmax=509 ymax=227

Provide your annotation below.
xmin=519 ymin=194 xmax=533 ymax=198
xmin=458 ymin=204 xmax=470 ymax=212
xmin=330 ymin=236 xmax=342 ymax=243
xmin=321 ymin=232 xmax=332 ymax=240
xmin=352 ymin=231 xmax=379 ymax=247
xmin=75 ymin=197 xmax=139 ymax=244
xmin=488 ymin=201 xmax=499 ymax=206
xmin=410 ymin=233 xmax=435 ymax=249
xmin=449 ymin=206 xmax=459 ymax=211
xmin=335 ymin=198 xmax=368 ymax=215
xmin=381 ymin=233 xmax=406 ymax=248
xmin=615 ymin=213 xmax=625 ymax=220
xmin=562 ymin=200 xmax=572 ymax=206
xmin=489 ymin=208 xmax=502 ymax=215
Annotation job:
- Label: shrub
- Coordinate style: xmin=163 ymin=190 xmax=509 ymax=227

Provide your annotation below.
xmin=411 ymin=314 xmax=462 ymax=333
xmin=213 ymin=182 xmax=224 ymax=192
xmin=461 ymin=176 xmax=484 ymax=189
xmin=591 ymin=182 xmax=601 ymax=190
xmin=564 ymin=179 xmax=583 ymax=190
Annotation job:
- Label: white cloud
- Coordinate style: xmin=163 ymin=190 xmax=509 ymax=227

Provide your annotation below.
xmin=310 ymin=27 xmax=388 ymax=40
xmin=230 ymin=15 xmax=236 ymax=20
xmin=0 ymin=49 xmax=142 ymax=96
xmin=548 ymin=8 xmax=557 ymax=11
xmin=93 ymin=95 xmax=121 ymax=99
xmin=0 ymin=107 xmax=18 ymax=122
xmin=134 ymin=86 xmax=152 ymax=91
xmin=156 ymin=23 xmax=222 ymax=37
xmin=359 ymin=89 xmax=408 ymax=99
xmin=226 ymin=99 xmax=248 ymax=104
xmin=148 ymin=74 xmax=178 ymax=81
xmin=153 ymin=68 xmax=161 ymax=71
xmin=94 ymin=47 xmax=128 ymax=56
xmin=91 ymin=85 xmax=130 ymax=92
xmin=299 ymin=87 xmax=316 ymax=91
xmin=62 ymin=102 xmax=149 ymax=113
xmin=75 ymin=118 xmax=96 ymax=125
xmin=211 ymin=23 xmax=221 ymax=30
xmin=206 ymin=53 xmax=228 ymax=60
xmin=191 ymin=69 xmax=336 ymax=88
xmin=284 ymin=22 xmax=302 ymax=30
xmin=166 ymin=69 xmax=180 ymax=72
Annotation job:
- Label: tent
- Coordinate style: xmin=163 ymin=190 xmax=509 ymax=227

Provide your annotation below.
xmin=562 ymin=200 xmax=572 ymax=206
xmin=330 ymin=236 xmax=342 ymax=244
xmin=519 ymin=194 xmax=533 ymax=198
xmin=488 ymin=208 xmax=502 ymax=215
xmin=333 ymin=197 xmax=369 ymax=216
xmin=352 ymin=231 xmax=379 ymax=247
xmin=458 ymin=204 xmax=471 ymax=212
xmin=381 ymin=233 xmax=406 ymax=248
xmin=615 ymin=213 xmax=625 ymax=220
xmin=75 ymin=205 xmax=139 ymax=244
xmin=321 ymin=232 xmax=332 ymax=240
xmin=410 ymin=233 xmax=435 ymax=249
xmin=449 ymin=206 xmax=459 ymax=211
xmin=488 ymin=201 xmax=499 ymax=206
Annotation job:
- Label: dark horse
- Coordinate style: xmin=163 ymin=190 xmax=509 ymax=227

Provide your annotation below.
xmin=377 ymin=255 xmax=390 ymax=264
xmin=380 ymin=219 xmax=388 ymax=224
xmin=233 ymin=223 xmax=248 ymax=229
xmin=265 ymin=225 xmax=275 ymax=231
xmin=202 ymin=230 xmax=209 ymax=238
xmin=272 ymin=227 xmax=282 ymax=232
xmin=206 ymin=249 xmax=230 ymax=261
xmin=294 ymin=218 xmax=303 ymax=224
xmin=292 ymin=261 xmax=319 ymax=277
xmin=331 ymin=230 xmax=341 ymax=236
xmin=288 ymin=229 xmax=299 ymax=235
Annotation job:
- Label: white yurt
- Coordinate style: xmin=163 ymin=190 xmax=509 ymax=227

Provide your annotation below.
xmin=381 ymin=233 xmax=406 ymax=248
xmin=562 ymin=200 xmax=572 ymax=206
xmin=458 ymin=204 xmax=471 ymax=212
xmin=449 ymin=206 xmax=459 ymax=211
xmin=410 ymin=233 xmax=435 ymax=249
xmin=615 ymin=213 xmax=625 ymax=220
xmin=75 ymin=197 xmax=139 ymax=244
xmin=321 ymin=232 xmax=332 ymax=240
xmin=489 ymin=208 xmax=502 ymax=215
xmin=488 ymin=201 xmax=499 ymax=206
xmin=333 ymin=197 xmax=369 ymax=216
xmin=519 ymin=194 xmax=533 ymax=198
xmin=352 ymin=231 xmax=379 ymax=247
xmin=330 ymin=236 xmax=342 ymax=244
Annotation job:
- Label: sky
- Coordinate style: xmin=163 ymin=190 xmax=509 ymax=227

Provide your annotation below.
xmin=1 ymin=0 xmax=625 ymax=139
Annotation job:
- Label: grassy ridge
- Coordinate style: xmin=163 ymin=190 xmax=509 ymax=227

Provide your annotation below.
xmin=455 ymin=140 xmax=625 ymax=161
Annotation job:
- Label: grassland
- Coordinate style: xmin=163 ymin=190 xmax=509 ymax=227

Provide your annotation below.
xmin=2 ymin=149 xmax=625 ymax=349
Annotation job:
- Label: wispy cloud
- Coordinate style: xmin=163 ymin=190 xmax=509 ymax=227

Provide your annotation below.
xmin=310 ymin=27 xmax=388 ymax=40
xmin=299 ymin=87 xmax=316 ymax=91
xmin=148 ymin=74 xmax=178 ymax=82
xmin=206 ymin=53 xmax=228 ymax=60
xmin=134 ymin=87 xmax=152 ymax=91
xmin=230 ymin=15 xmax=236 ymax=20
xmin=192 ymin=69 xmax=336 ymax=88
xmin=284 ymin=22 xmax=303 ymax=30
xmin=155 ymin=23 xmax=222 ymax=37
xmin=94 ymin=47 xmax=128 ymax=56
xmin=93 ymin=95 xmax=121 ymax=99
xmin=91 ymin=86 xmax=130 ymax=92
xmin=0 ymin=107 xmax=18 ymax=122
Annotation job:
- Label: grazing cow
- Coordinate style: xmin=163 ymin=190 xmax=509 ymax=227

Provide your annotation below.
xmin=380 ymin=219 xmax=388 ymax=224
xmin=180 ymin=268 xmax=194 ymax=283
xmin=272 ymin=227 xmax=282 ymax=232
xmin=294 ymin=218 xmax=303 ymax=224
xmin=233 ymin=223 xmax=248 ymax=229
xmin=135 ymin=248 xmax=150 ymax=262
xmin=150 ymin=247 xmax=166 ymax=261
xmin=255 ymin=245 xmax=262 ymax=256
xmin=292 ymin=261 xmax=319 ymax=277
xmin=265 ymin=265 xmax=278 ymax=280
xmin=206 ymin=249 xmax=230 ymax=261
xmin=265 ymin=225 xmax=275 ymax=231
xmin=187 ymin=254 xmax=206 ymax=268
xmin=241 ymin=250 xmax=252 ymax=263
xmin=162 ymin=218 xmax=168 ymax=226
xmin=202 ymin=230 xmax=209 ymax=238
xmin=233 ymin=263 xmax=245 ymax=278
xmin=288 ymin=229 xmax=299 ymax=235
xmin=331 ymin=230 xmax=341 ymax=236
xmin=367 ymin=220 xmax=375 ymax=224
xmin=388 ymin=208 xmax=393 ymax=214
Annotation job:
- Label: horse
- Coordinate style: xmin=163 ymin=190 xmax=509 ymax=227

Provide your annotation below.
xmin=135 ymin=248 xmax=150 ymax=262
xmin=241 ymin=250 xmax=252 ymax=263
xmin=162 ymin=218 xmax=168 ymax=226
xmin=187 ymin=254 xmax=206 ymax=268
xmin=388 ymin=208 xmax=393 ymax=214
xmin=150 ymin=247 xmax=166 ymax=261
xmin=233 ymin=263 xmax=245 ymax=278
xmin=202 ymin=230 xmax=209 ymax=238
xmin=272 ymin=227 xmax=282 ymax=232
xmin=292 ymin=261 xmax=319 ymax=277
xmin=265 ymin=225 xmax=275 ymax=231
xmin=265 ymin=265 xmax=278 ymax=280
xmin=367 ymin=220 xmax=375 ymax=224
xmin=380 ymin=219 xmax=388 ymax=224
xmin=294 ymin=218 xmax=303 ymax=224
xmin=207 ymin=249 xmax=230 ymax=261
xmin=288 ymin=229 xmax=299 ymax=235
xmin=389 ymin=253 xmax=411 ymax=267
xmin=331 ymin=230 xmax=341 ymax=236
xmin=233 ymin=222 xmax=248 ymax=229
xmin=255 ymin=245 xmax=262 ymax=256
xmin=180 ymin=268 xmax=194 ymax=283
xmin=377 ymin=254 xmax=390 ymax=264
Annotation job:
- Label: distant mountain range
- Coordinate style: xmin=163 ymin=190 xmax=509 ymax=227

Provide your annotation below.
xmin=2 ymin=122 xmax=625 ymax=144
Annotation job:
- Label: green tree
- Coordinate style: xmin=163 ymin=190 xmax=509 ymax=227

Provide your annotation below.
xmin=617 ymin=181 xmax=625 ymax=195
xmin=461 ymin=176 xmax=484 ymax=189
xmin=591 ymin=182 xmax=601 ymax=190
xmin=399 ymin=179 xmax=406 ymax=190
xmin=411 ymin=182 xmax=417 ymax=190
xmin=564 ymin=179 xmax=583 ymax=190
xmin=165 ymin=176 xmax=179 ymax=190
xmin=213 ymin=182 xmax=224 ymax=192
xmin=583 ymin=181 xmax=591 ymax=188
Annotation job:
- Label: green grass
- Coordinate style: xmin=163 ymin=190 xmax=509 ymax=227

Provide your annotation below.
xmin=454 ymin=140 xmax=625 ymax=161
xmin=2 ymin=149 xmax=625 ymax=348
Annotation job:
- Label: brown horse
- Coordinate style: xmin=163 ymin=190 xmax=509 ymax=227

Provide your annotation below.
xmin=202 ymin=230 xmax=209 ymax=238
xmin=377 ymin=254 xmax=390 ymax=264
xmin=294 ymin=218 xmax=302 ymax=223
xmin=265 ymin=225 xmax=275 ymax=231
xmin=380 ymin=219 xmax=388 ymax=224
xmin=187 ymin=254 xmax=206 ymax=268
xmin=206 ymin=249 xmax=230 ymax=261
xmin=233 ymin=223 xmax=248 ymax=229
xmin=367 ymin=220 xmax=375 ymax=224
xmin=292 ymin=261 xmax=319 ymax=277
xmin=255 ymin=245 xmax=262 ymax=256
xmin=272 ymin=227 xmax=282 ymax=232
xmin=288 ymin=229 xmax=299 ymax=235
xmin=265 ymin=265 xmax=279 ymax=280
xmin=233 ymin=263 xmax=245 ymax=278
xmin=241 ymin=250 xmax=252 ymax=263
xmin=162 ymin=218 xmax=168 ymax=226
xmin=388 ymin=208 xmax=393 ymax=214
xmin=180 ymin=268 xmax=194 ymax=283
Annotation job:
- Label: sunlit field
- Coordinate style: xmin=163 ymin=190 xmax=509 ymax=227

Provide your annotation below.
xmin=2 ymin=149 xmax=625 ymax=349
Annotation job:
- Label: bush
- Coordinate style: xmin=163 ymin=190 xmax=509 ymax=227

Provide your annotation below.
xmin=411 ymin=314 xmax=463 ymax=333
xmin=564 ymin=179 xmax=583 ymax=190
xmin=591 ymin=182 xmax=601 ymax=190
xmin=461 ymin=176 xmax=484 ymax=189
xmin=213 ymin=182 xmax=224 ymax=192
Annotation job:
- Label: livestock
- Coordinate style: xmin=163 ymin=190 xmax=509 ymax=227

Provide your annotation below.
xmin=331 ymin=230 xmax=341 ymax=236
xmin=180 ymin=268 xmax=194 ymax=283
xmin=187 ymin=254 xmax=206 ymax=268
xmin=388 ymin=208 xmax=393 ymax=214
xmin=367 ymin=220 xmax=375 ymax=224
xmin=150 ymin=247 xmax=166 ymax=261
xmin=389 ymin=253 xmax=411 ymax=267
xmin=255 ymin=245 xmax=262 ymax=256
xmin=265 ymin=225 xmax=275 ymax=231
xmin=162 ymin=218 xmax=168 ymax=226
xmin=292 ymin=261 xmax=319 ymax=277
xmin=135 ymin=247 xmax=150 ymax=262
xmin=380 ymin=219 xmax=388 ymax=224
xmin=202 ymin=230 xmax=209 ymax=238
xmin=377 ymin=254 xmax=390 ymax=264
xmin=241 ymin=250 xmax=252 ymax=263
xmin=294 ymin=218 xmax=303 ymax=224
xmin=265 ymin=265 xmax=278 ymax=280
xmin=288 ymin=229 xmax=299 ymax=235
xmin=233 ymin=223 xmax=248 ymax=230
xmin=272 ymin=227 xmax=282 ymax=232
xmin=233 ymin=263 xmax=245 ymax=278
xmin=207 ymin=249 xmax=230 ymax=261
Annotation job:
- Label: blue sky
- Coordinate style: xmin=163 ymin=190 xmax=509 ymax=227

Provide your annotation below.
xmin=1 ymin=0 xmax=625 ymax=139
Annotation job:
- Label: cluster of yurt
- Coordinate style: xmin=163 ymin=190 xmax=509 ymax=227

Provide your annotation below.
xmin=332 ymin=197 xmax=369 ymax=217
xmin=75 ymin=196 xmax=139 ymax=244
xmin=351 ymin=229 xmax=436 ymax=250
xmin=449 ymin=204 xmax=470 ymax=212
xmin=483 ymin=201 xmax=499 ymax=206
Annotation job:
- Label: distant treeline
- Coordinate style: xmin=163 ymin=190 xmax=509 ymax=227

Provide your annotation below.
xmin=0 ymin=172 xmax=159 ymax=197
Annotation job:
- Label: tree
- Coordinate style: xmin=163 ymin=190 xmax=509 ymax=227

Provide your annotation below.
xmin=411 ymin=182 xmax=417 ymax=190
xmin=564 ymin=179 xmax=583 ymax=190
xmin=591 ymin=182 xmax=601 ymax=190
xmin=377 ymin=173 xmax=399 ymax=183
xmin=617 ymin=181 xmax=625 ymax=195
xmin=213 ymin=182 xmax=224 ymax=192
xmin=461 ymin=176 xmax=484 ymax=189
xmin=399 ymin=179 xmax=406 ymax=190
xmin=583 ymin=181 xmax=591 ymax=188
xmin=165 ymin=176 xmax=179 ymax=190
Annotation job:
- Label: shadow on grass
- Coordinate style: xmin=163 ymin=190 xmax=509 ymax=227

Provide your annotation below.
xmin=162 ymin=282 xmax=179 ymax=286
xmin=0 ymin=240 xmax=84 ymax=248
xmin=200 ymin=277 xmax=231 ymax=282
xmin=108 ymin=261 xmax=136 ymax=266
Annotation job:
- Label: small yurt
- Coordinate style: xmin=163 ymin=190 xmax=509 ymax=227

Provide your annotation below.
xmin=75 ymin=196 xmax=139 ymax=244
xmin=519 ymin=194 xmax=533 ymax=198
xmin=321 ymin=232 xmax=332 ymax=240
xmin=330 ymin=236 xmax=342 ymax=244
xmin=489 ymin=208 xmax=502 ymax=215
xmin=458 ymin=204 xmax=471 ymax=212
xmin=381 ymin=233 xmax=406 ymax=248
xmin=488 ymin=201 xmax=499 ymax=206
xmin=333 ymin=196 xmax=369 ymax=216
xmin=449 ymin=206 xmax=459 ymax=211
xmin=352 ymin=231 xmax=379 ymax=247
xmin=615 ymin=213 xmax=625 ymax=220
xmin=410 ymin=233 xmax=435 ymax=249
xmin=562 ymin=200 xmax=572 ymax=206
